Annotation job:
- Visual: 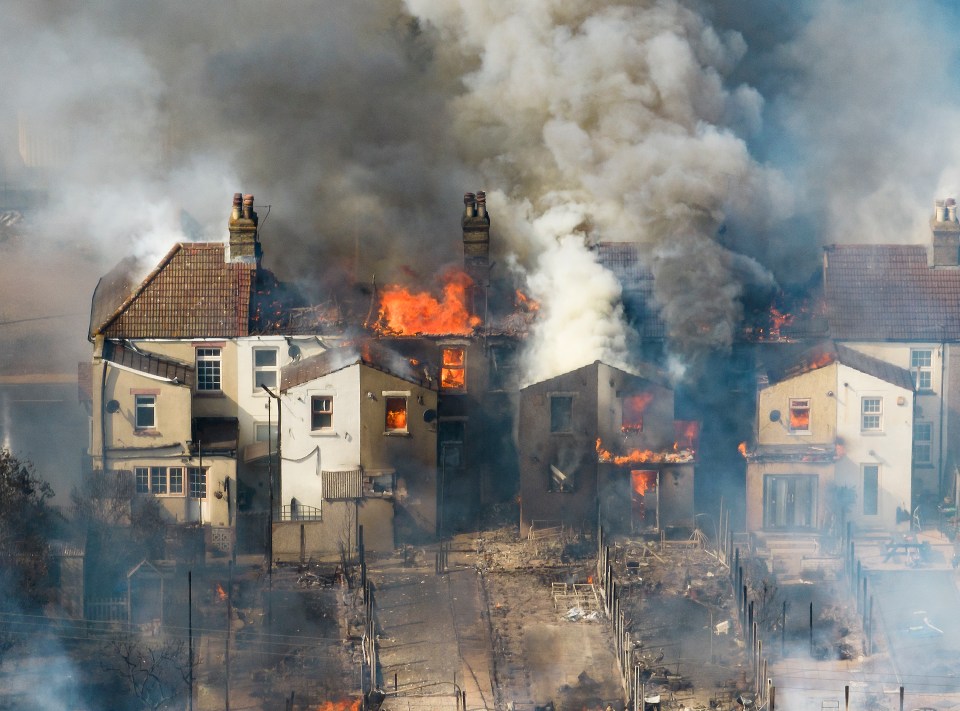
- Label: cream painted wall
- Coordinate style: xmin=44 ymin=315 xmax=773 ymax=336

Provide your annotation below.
xmin=756 ymin=365 xmax=837 ymax=446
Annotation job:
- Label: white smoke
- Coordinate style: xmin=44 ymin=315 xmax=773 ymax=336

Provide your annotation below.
xmin=406 ymin=0 xmax=793 ymax=382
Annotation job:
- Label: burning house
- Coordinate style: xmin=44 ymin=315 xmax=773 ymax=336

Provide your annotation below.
xmin=518 ymin=360 xmax=696 ymax=537
xmin=742 ymin=342 xmax=914 ymax=534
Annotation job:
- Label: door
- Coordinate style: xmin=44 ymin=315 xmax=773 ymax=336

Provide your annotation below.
xmin=763 ymin=475 xmax=817 ymax=530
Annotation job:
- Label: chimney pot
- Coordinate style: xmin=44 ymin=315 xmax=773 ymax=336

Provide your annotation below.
xmin=463 ymin=192 xmax=476 ymax=218
xmin=243 ymin=194 xmax=254 ymax=219
xmin=232 ymin=193 xmax=242 ymax=220
xmin=476 ymin=190 xmax=486 ymax=218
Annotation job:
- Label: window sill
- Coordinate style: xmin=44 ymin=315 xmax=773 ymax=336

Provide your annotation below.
xmin=310 ymin=430 xmax=338 ymax=437
xmin=134 ymin=429 xmax=162 ymax=437
xmin=195 ymin=391 xmax=225 ymax=398
xmin=383 ymin=431 xmax=410 ymax=437
xmin=860 ymin=431 xmax=885 ymax=436
xmin=788 ymin=430 xmax=812 ymax=436
xmin=912 ymin=463 xmax=935 ymax=469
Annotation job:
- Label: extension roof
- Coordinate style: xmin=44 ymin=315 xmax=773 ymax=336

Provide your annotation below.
xmin=595 ymin=243 xmax=666 ymax=339
xmin=281 ymin=341 xmax=435 ymax=391
xmin=823 ymin=244 xmax=960 ymax=341
xmin=90 ymin=243 xmax=253 ymax=340
xmin=766 ymin=341 xmax=914 ymax=391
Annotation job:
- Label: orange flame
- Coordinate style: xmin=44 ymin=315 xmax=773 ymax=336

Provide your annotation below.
xmin=621 ymin=393 xmax=654 ymax=433
xmin=316 ymin=700 xmax=361 ymax=711
xmin=216 ymin=583 xmax=227 ymax=602
xmin=769 ymin=307 xmax=795 ymax=337
xmin=385 ymin=397 xmax=408 ymax=431
xmin=440 ymin=347 xmax=466 ymax=390
xmin=596 ymin=438 xmax=694 ymax=465
xmin=738 ymin=442 xmax=748 ymax=458
xmin=631 ymin=470 xmax=657 ymax=497
xmin=377 ymin=270 xmax=481 ymax=335
xmin=806 ymin=351 xmax=834 ymax=370
xmin=674 ymin=420 xmax=699 ymax=450
xmin=515 ymin=289 xmax=540 ymax=312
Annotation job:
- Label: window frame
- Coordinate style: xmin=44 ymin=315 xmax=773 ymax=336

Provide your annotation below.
xmin=913 ymin=421 xmax=933 ymax=465
xmin=311 ymin=395 xmax=334 ymax=432
xmin=549 ymin=394 xmax=574 ymax=434
xmin=196 ymin=347 xmax=223 ymax=392
xmin=384 ymin=395 xmax=409 ymax=434
xmin=188 ymin=466 xmax=207 ymax=499
xmin=861 ymin=397 xmax=882 ymax=432
xmin=788 ymin=397 xmax=811 ymax=433
xmin=134 ymin=394 xmax=156 ymax=430
xmin=910 ymin=349 xmax=933 ymax=392
xmin=253 ymin=347 xmax=280 ymax=391
xmin=134 ymin=466 xmax=185 ymax=496
xmin=440 ymin=346 xmax=467 ymax=392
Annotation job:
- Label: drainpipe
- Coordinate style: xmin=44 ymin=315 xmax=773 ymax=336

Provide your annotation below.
xmin=939 ymin=334 xmax=947 ymax=499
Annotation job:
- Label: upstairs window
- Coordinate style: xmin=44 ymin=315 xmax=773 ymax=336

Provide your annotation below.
xmin=196 ymin=348 xmax=222 ymax=392
xmin=788 ymin=398 xmax=810 ymax=432
xmin=441 ymin=347 xmax=466 ymax=391
xmin=621 ymin=393 xmax=652 ymax=434
xmin=910 ymin=349 xmax=933 ymax=391
xmin=861 ymin=397 xmax=882 ymax=431
xmin=385 ymin=397 xmax=408 ymax=433
xmin=550 ymin=395 xmax=573 ymax=433
xmin=135 ymin=395 xmax=156 ymax=429
xmin=254 ymin=348 xmax=279 ymax=390
xmin=311 ymin=396 xmax=333 ymax=431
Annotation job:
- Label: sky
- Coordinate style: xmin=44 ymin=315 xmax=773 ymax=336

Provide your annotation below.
xmin=2 ymin=0 xmax=960 ymax=381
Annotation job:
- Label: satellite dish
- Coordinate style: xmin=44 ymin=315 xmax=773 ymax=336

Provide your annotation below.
xmin=288 ymin=344 xmax=302 ymax=361
xmin=769 ymin=410 xmax=781 ymax=422
xmin=423 ymin=409 xmax=437 ymax=423
xmin=105 ymin=400 xmax=120 ymax=414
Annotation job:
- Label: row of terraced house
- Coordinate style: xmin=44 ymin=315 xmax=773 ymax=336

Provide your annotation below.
xmin=79 ymin=192 xmax=960 ymax=566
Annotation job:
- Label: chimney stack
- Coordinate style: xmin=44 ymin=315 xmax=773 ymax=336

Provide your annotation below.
xmin=228 ymin=192 xmax=261 ymax=265
xmin=931 ymin=197 xmax=960 ymax=267
xmin=462 ymin=189 xmax=490 ymax=281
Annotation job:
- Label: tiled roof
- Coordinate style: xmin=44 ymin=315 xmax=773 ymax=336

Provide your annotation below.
xmin=102 ymin=340 xmax=195 ymax=388
xmin=282 ymin=340 xmax=434 ymax=391
xmin=823 ymin=244 xmax=960 ymax=340
xmin=595 ymin=243 xmax=666 ymax=339
xmin=90 ymin=243 xmax=254 ymax=339
xmin=766 ymin=340 xmax=914 ymax=390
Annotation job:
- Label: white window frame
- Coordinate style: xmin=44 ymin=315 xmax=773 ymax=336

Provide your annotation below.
xmin=255 ymin=421 xmax=279 ymax=443
xmin=196 ymin=347 xmax=222 ymax=392
xmin=134 ymin=466 xmax=184 ymax=496
xmin=861 ymin=397 xmax=882 ymax=432
xmin=311 ymin=395 xmax=334 ymax=431
xmin=135 ymin=467 xmax=150 ymax=494
xmin=135 ymin=394 xmax=156 ymax=429
xmin=910 ymin=349 xmax=933 ymax=391
xmin=253 ymin=347 xmax=279 ymax=391
xmin=189 ymin=466 xmax=207 ymax=499
xmin=788 ymin=398 xmax=811 ymax=433
xmin=384 ymin=393 xmax=409 ymax=434
xmin=913 ymin=421 xmax=933 ymax=465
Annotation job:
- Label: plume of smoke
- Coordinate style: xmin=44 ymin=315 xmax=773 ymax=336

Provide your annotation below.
xmin=407 ymin=0 xmax=793 ymax=381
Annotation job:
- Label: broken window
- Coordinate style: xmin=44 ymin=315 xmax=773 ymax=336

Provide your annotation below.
xmin=440 ymin=347 xmax=466 ymax=391
xmin=489 ymin=345 xmax=518 ymax=390
xmin=861 ymin=397 xmax=882 ymax=431
xmin=135 ymin=394 xmax=156 ymax=429
xmin=621 ymin=393 xmax=653 ymax=433
xmin=311 ymin=396 xmax=333 ymax=431
xmin=862 ymin=464 xmax=879 ymax=516
xmin=385 ymin=397 xmax=408 ymax=432
xmin=549 ymin=464 xmax=574 ymax=493
xmin=550 ymin=395 xmax=573 ymax=433
xmin=788 ymin=398 xmax=810 ymax=432
xmin=910 ymin=349 xmax=933 ymax=391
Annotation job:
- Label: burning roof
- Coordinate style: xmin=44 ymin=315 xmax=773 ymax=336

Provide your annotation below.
xmin=281 ymin=340 xmax=434 ymax=391
xmin=763 ymin=341 xmax=913 ymax=390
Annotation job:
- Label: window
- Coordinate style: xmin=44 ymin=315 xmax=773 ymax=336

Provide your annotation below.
xmin=255 ymin=422 xmax=279 ymax=442
xmin=550 ymin=395 xmax=573 ymax=433
xmin=862 ymin=464 xmax=879 ymax=516
xmin=311 ymin=396 xmax=334 ymax=431
xmin=440 ymin=347 xmax=466 ymax=391
xmin=549 ymin=464 xmax=574 ymax=493
xmin=621 ymin=393 xmax=652 ymax=433
xmin=910 ymin=349 xmax=933 ymax=391
xmin=913 ymin=421 xmax=933 ymax=465
xmin=253 ymin=348 xmax=279 ymax=390
xmin=134 ymin=466 xmax=183 ymax=495
xmin=489 ymin=345 xmax=518 ymax=390
xmin=789 ymin=398 xmax=810 ymax=432
xmin=189 ymin=467 xmax=207 ymax=499
xmin=196 ymin=348 xmax=222 ymax=391
xmin=135 ymin=467 xmax=149 ymax=494
xmin=861 ymin=397 xmax=882 ymax=431
xmin=385 ymin=397 xmax=408 ymax=432
xmin=135 ymin=395 xmax=156 ymax=429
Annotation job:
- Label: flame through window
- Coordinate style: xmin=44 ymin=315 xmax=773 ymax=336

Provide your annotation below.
xmin=621 ymin=392 xmax=653 ymax=433
xmin=440 ymin=347 xmax=466 ymax=390
xmin=789 ymin=398 xmax=810 ymax=432
xmin=385 ymin=397 xmax=408 ymax=432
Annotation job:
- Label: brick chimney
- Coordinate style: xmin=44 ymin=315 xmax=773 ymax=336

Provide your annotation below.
xmin=462 ymin=190 xmax=490 ymax=281
xmin=931 ymin=198 xmax=960 ymax=266
xmin=228 ymin=193 xmax=261 ymax=264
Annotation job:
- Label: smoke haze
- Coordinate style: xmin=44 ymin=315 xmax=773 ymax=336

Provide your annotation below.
xmin=2 ymin=0 xmax=960 ymax=380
